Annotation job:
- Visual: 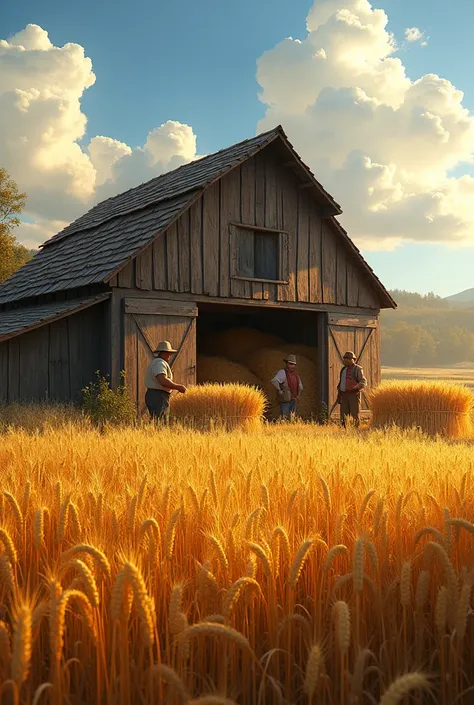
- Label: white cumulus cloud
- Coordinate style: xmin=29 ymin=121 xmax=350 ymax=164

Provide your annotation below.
xmin=0 ymin=25 xmax=199 ymax=249
xmin=257 ymin=0 xmax=474 ymax=248
xmin=405 ymin=27 xmax=427 ymax=45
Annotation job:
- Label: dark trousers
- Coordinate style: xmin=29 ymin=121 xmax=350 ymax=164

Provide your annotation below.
xmin=145 ymin=389 xmax=170 ymax=422
xmin=340 ymin=391 xmax=360 ymax=427
xmin=279 ymin=401 xmax=297 ymax=419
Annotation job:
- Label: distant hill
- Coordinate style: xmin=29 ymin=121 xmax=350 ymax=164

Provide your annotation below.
xmin=445 ymin=288 xmax=474 ymax=304
xmin=381 ymin=290 xmax=474 ymax=367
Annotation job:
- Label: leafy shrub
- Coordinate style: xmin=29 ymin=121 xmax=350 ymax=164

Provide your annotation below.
xmin=81 ymin=371 xmax=136 ymax=426
xmin=317 ymin=401 xmax=328 ymax=425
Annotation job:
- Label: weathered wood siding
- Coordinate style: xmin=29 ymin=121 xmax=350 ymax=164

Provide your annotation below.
xmin=0 ymin=304 xmax=107 ymax=403
xmin=122 ymin=298 xmax=197 ymax=414
xmin=114 ymin=145 xmax=380 ymax=310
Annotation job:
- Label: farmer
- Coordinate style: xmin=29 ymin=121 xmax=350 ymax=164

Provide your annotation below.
xmin=271 ymin=354 xmax=303 ymax=419
xmin=337 ymin=351 xmax=367 ymax=428
xmin=144 ymin=341 xmax=186 ymax=422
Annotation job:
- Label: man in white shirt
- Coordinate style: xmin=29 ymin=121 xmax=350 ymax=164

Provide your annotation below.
xmin=144 ymin=341 xmax=187 ymax=422
xmin=271 ymin=354 xmax=303 ymax=419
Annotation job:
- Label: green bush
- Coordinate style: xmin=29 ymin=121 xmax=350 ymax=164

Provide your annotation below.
xmin=81 ymin=371 xmax=136 ymax=426
xmin=317 ymin=401 xmax=329 ymax=425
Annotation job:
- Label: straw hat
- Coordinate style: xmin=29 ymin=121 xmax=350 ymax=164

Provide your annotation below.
xmin=153 ymin=341 xmax=177 ymax=354
xmin=283 ymin=354 xmax=297 ymax=365
xmin=343 ymin=351 xmax=356 ymax=360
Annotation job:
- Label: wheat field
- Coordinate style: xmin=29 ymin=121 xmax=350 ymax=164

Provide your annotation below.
xmin=382 ymin=365 xmax=474 ymax=390
xmin=0 ymin=420 xmax=473 ymax=703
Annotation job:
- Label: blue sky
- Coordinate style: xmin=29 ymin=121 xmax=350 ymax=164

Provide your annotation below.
xmin=3 ymin=0 xmax=474 ymax=297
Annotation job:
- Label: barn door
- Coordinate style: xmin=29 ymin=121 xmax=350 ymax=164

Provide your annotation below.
xmin=123 ymin=298 xmax=197 ymax=414
xmin=327 ymin=313 xmax=380 ymax=417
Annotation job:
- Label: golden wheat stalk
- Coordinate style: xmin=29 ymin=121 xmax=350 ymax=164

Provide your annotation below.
xmin=11 ymin=603 xmax=32 ymax=686
xmin=378 ymin=673 xmax=430 ymax=705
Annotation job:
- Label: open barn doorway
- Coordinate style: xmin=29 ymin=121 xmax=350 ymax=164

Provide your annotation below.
xmin=196 ymin=302 xmax=324 ymax=420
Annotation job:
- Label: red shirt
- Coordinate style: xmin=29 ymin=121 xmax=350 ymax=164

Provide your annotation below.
xmin=344 ymin=367 xmax=358 ymax=392
xmin=285 ymin=370 xmax=300 ymax=400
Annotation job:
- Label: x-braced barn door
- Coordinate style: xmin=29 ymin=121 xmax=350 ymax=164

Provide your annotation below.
xmin=123 ymin=298 xmax=197 ymax=414
xmin=327 ymin=313 xmax=380 ymax=418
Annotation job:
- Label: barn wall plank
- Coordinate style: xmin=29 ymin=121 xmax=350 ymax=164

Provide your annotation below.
xmin=372 ymin=323 xmax=381 ymax=386
xmin=0 ymin=343 xmax=8 ymax=403
xmin=118 ymin=260 xmax=134 ymax=288
xmin=297 ymin=192 xmax=310 ymax=302
xmin=322 ymin=221 xmax=337 ymax=304
xmin=189 ymin=199 xmax=203 ymax=295
xmin=232 ymin=158 xmax=254 ymax=298
xmin=49 ymin=318 xmax=71 ymax=401
xmin=279 ymin=170 xmax=298 ymax=302
xmin=153 ymin=234 xmax=168 ymax=291
xmin=358 ymin=277 xmax=379 ymax=309
xmin=252 ymin=152 xmax=265 ymax=300
xmin=220 ymin=166 xmax=241 ymax=298
xmin=202 ymin=181 xmax=220 ymax=297
xmin=135 ymin=248 xmax=153 ymax=290
xmin=137 ymin=330 xmax=151 ymax=415
xmin=336 ymin=244 xmax=347 ymax=306
xmin=124 ymin=314 xmax=138 ymax=409
xmin=309 ymin=207 xmax=322 ymax=303
xmin=166 ymin=222 xmax=180 ymax=292
xmin=8 ymin=338 xmax=20 ymax=402
xmin=264 ymin=154 xmax=279 ymax=302
xmin=178 ymin=210 xmax=191 ymax=293
xmin=109 ymin=288 xmax=123 ymax=388
xmin=19 ymin=326 xmax=49 ymax=400
xmin=68 ymin=305 xmax=104 ymax=401
xmin=347 ymin=258 xmax=360 ymax=307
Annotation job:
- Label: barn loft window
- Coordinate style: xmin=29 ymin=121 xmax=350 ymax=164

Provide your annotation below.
xmin=230 ymin=223 xmax=289 ymax=284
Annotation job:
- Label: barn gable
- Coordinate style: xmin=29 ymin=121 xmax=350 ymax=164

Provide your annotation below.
xmin=0 ymin=125 xmax=394 ymax=309
xmin=114 ymin=146 xmax=391 ymax=310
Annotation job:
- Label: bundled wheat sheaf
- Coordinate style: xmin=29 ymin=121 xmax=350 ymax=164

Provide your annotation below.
xmin=170 ymin=383 xmax=266 ymax=431
xmin=2 ymin=420 xmax=473 ymax=703
xmin=369 ymin=380 xmax=473 ymax=437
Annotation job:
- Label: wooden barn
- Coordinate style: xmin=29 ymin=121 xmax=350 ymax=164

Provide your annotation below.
xmin=0 ymin=126 xmax=396 ymax=418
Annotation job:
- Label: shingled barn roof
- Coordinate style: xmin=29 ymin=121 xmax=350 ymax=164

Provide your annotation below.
xmin=0 ymin=125 xmax=394 ymax=308
xmin=0 ymin=294 xmax=110 ymax=343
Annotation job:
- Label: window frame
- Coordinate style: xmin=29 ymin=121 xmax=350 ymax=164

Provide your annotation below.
xmin=229 ymin=222 xmax=290 ymax=285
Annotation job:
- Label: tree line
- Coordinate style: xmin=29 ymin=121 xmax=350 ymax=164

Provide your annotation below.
xmin=381 ymin=290 xmax=474 ymax=367
xmin=0 ymin=167 xmax=34 ymax=284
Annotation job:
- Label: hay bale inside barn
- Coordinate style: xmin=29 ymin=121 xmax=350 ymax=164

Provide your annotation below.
xmin=0 ymin=125 xmax=395 ymax=417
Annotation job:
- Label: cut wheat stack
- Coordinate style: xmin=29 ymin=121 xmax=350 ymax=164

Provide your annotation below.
xmin=197 ymin=356 xmax=261 ymax=388
xmin=279 ymin=343 xmax=318 ymax=366
xmin=369 ymin=381 xmax=473 ymax=438
xmin=200 ymin=328 xmax=285 ymax=362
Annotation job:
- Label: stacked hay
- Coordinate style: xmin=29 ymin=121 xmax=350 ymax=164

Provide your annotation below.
xmin=170 ymin=383 xmax=266 ymax=432
xmin=201 ymin=327 xmax=284 ymax=362
xmin=280 ymin=343 xmax=318 ymax=365
xmin=197 ymin=355 xmax=261 ymax=388
xmin=369 ymin=381 xmax=473 ymax=438
xmin=243 ymin=348 xmax=318 ymax=421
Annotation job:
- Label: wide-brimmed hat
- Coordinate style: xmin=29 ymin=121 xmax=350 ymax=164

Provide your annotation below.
xmin=153 ymin=340 xmax=177 ymax=354
xmin=283 ymin=354 xmax=297 ymax=365
xmin=343 ymin=351 xmax=356 ymax=360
